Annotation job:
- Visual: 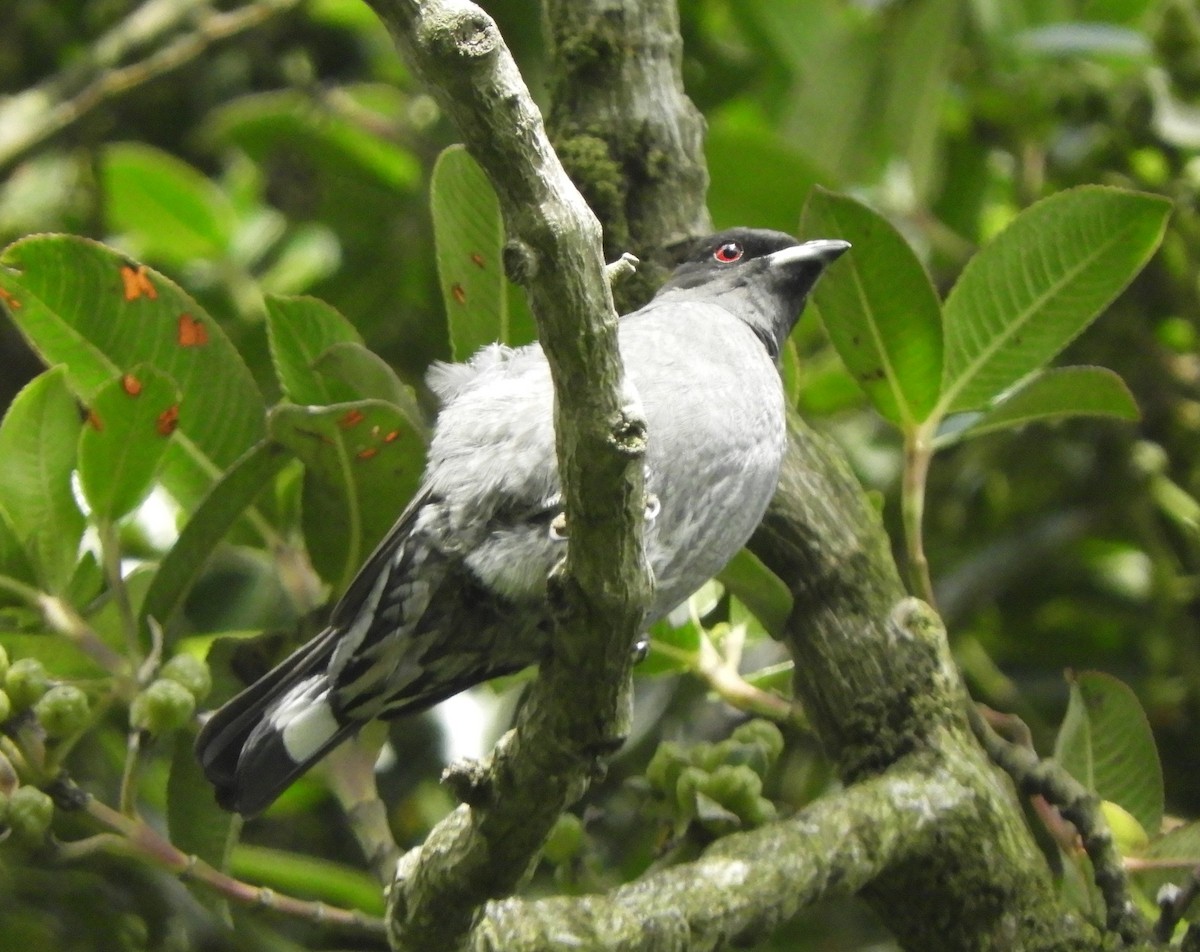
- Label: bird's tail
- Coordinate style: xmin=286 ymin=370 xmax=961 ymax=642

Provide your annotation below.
xmin=194 ymin=628 xmax=356 ymax=816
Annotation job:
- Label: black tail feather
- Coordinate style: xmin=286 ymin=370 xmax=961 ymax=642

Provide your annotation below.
xmin=195 ymin=628 xmax=344 ymax=814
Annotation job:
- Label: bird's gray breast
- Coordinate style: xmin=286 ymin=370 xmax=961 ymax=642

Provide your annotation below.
xmin=622 ymin=303 xmax=786 ymax=617
xmin=423 ymin=303 xmax=786 ymax=618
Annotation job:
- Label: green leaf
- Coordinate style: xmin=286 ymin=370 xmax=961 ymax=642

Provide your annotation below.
xmin=878 ymin=0 xmax=961 ymax=201
xmin=707 ymin=120 xmax=823 ymax=234
xmin=800 ymin=188 xmax=943 ymax=427
xmin=313 ymin=341 xmax=427 ymax=438
xmin=102 ymin=142 xmax=235 ymax=264
xmin=168 ymin=732 xmax=237 ymax=895
xmin=139 ymin=441 xmax=292 ymax=640
xmin=0 ymin=506 xmax=37 ymax=594
xmin=643 ymin=614 xmax=701 ymax=676
xmin=77 ymin=366 xmax=181 ymax=522
xmin=266 ymin=294 xmax=363 ymax=405
xmin=430 ymin=145 xmax=509 ymax=359
xmin=269 ymin=401 xmax=424 ymax=591
xmin=937 ymin=366 xmax=1139 ymax=447
xmin=716 ymin=548 xmax=793 ymax=638
xmin=1053 ymin=670 xmax=1164 ymax=835
xmin=0 ymin=236 xmax=265 ymax=510
xmin=258 ymin=223 xmax=341 ymax=296
xmin=1135 ymin=821 xmax=1200 ymax=909
xmin=940 ymin=186 xmax=1170 ymax=413
xmin=0 ymin=368 xmax=84 ymax=592
xmin=230 ymin=844 xmax=384 ymax=914
xmin=207 ymin=88 xmax=421 ymax=196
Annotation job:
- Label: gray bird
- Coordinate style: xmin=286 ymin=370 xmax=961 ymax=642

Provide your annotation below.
xmin=196 ymin=228 xmax=848 ymax=815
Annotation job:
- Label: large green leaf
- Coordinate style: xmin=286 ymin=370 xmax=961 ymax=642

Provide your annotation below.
xmin=707 ymin=120 xmax=823 ymax=234
xmin=169 ymin=732 xmax=237 ymax=897
xmin=269 ymin=401 xmax=424 ymax=592
xmin=102 ymin=142 xmax=235 ymax=264
xmin=1053 ymin=670 xmax=1163 ymax=835
xmin=940 ymin=186 xmax=1170 ymax=413
xmin=78 ymin=366 xmax=181 ymax=523
xmin=230 ymin=844 xmax=385 ymax=914
xmin=207 ymin=88 xmax=421 ymax=196
xmin=430 ymin=145 xmax=509 ymax=359
xmin=800 ymin=188 xmax=943 ymax=427
xmin=313 ymin=341 xmax=427 ymax=438
xmin=266 ymin=294 xmax=364 ymax=405
xmin=0 ymin=506 xmax=37 ymax=597
xmin=937 ymin=366 xmax=1138 ymax=447
xmin=0 ymin=236 xmax=265 ymax=509
xmin=878 ymin=0 xmax=961 ymax=201
xmin=0 ymin=368 xmax=84 ymax=592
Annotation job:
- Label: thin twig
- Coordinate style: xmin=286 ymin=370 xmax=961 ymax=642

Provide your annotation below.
xmin=968 ymin=704 xmax=1149 ymax=945
xmin=0 ymin=0 xmax=303 ymax=174
xmin=76 ymin=792 xmax=387 ymax=936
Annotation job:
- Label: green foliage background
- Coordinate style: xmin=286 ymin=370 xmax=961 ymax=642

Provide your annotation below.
xmin=2 ymin=0 xmax=1200 ymax=949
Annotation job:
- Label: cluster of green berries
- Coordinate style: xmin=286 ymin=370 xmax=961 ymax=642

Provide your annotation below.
xmin=0 ymin=644 xmax=212 ymax=844
xmin=645 ymin=719 xmax=785 ymax=836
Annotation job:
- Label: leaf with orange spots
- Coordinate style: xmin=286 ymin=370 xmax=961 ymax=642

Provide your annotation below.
xmin=431 ymin=145 xmax=535 ymax=359
xmin=120 ymin=264 xmax=158 ymax=301
xmin=312 ymin=339 xmax=426 ymax=439
xmin=269 ymin=400 xmax=423 ymax=592
xmin=176 ymin=313 xmax=209 ymax=347
xmin=0 ymin=235 xmax=264 ymax=512
xmin=78 ymin=365 xmax=181 ymax=522
xmin=266 ymin=295 xmax=364 ymax=405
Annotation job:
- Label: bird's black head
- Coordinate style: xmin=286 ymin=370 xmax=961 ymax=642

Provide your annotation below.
xmin=656 ymin=227 xmax=850 ymax=359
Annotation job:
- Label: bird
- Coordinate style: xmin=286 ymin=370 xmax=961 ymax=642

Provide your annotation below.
xmin=195 ymin=227 xmax=849 ymax=815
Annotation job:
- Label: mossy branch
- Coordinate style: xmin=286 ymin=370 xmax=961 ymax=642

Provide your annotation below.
xmin=361 ymin=1 xmax=653 ymax=948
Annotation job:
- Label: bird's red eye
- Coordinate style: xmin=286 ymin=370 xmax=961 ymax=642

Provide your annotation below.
xmin=713 ymin=241 xmax=743 ymax=263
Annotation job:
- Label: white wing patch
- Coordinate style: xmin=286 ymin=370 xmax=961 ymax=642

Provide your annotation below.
xmin=270 ymin=676 xmax=340 ymax=765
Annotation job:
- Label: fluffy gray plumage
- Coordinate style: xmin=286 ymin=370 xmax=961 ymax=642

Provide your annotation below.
xmin=196 ymin=227 xmax=848 ymax=815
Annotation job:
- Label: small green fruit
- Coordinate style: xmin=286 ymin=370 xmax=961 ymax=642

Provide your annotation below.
xmin=34 ymin=684 xmax=90 ymax=739
xmin=159 ymin=654 xmax=212 ymax=703
xmin=0 ymin=643 xmax=9 ymax=682
xmin=543 ymin=813 xmax=585 ymax=865
xmin=7 ymin=786 xmax=53 ymax=843
xmin=0 ymin=689 xmax=11 ymax=725
xmin=130 ymin=679 xmax=196 ymax=734
xmin=6 ymin=658 xmax=49 ymax=711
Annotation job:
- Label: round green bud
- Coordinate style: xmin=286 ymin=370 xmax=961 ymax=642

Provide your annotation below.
xmin=731 ymin=719 xmax=785 ymax=765
xmin=130 ymin=679 xmax=196 ymax=734
xmin=6 ymin=657 xmax=50 ymax=711
xmin=7 ymin=785 xmax=53 ymax=843
xmin=159 ymin=654 xmax=212 ymax=703
xmin=0 ymin=689 xmax=11 ymax=725
xmin=34 ymin=684 xmax=90 ymax=739
xmin=645 ymin=741 xmax=689 ymax=795
xmin=0 ymin=643 xmax=9 ymax=682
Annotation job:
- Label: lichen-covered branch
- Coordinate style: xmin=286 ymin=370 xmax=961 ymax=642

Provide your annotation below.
xmin=467 ymin=759 xmax=976 ymax=951
xmin=749 ymin=419 xmax=1129 ymax=951
xmin=360 ymin=1 xmax=653 ymax=949
xmin=543 ymin=0 xmax=711 ymax=309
